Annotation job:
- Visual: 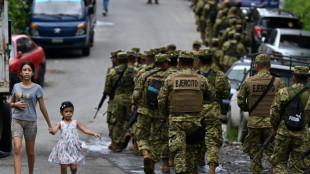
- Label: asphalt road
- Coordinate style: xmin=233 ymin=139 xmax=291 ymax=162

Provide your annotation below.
xmin=1 ymin=0 xmax=205 ymax=173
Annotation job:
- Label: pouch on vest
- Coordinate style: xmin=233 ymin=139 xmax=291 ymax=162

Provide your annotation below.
xmin=284 ymin=92 xmax=306 ymax=131
xmin=146 ymin=80 xmax=162 ymax=107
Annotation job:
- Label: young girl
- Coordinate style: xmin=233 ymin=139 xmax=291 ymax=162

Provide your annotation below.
xmin=10 ymin=61 xmax=53 ymax=174
xmin=48 ymin=101 xmax=101 ymax=174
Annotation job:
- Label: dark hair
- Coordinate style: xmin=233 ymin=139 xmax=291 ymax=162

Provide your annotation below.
xmin=20 ymin=61 xmax=36 ymax=83
xmin=155 ymin=62 xmax=165 ymax=67
xmin=256 ymin=62 xmax=270 ymax=69
xmin=198 ymin=56 xmax=212 ymax=65
xmin=294 ymin=74 xmax=309 ymax=83
xmin=118 ymin=59 xmax=128 ymax=64
xmin=60 ymin=101 xmax=74 ymax=120
xmin=147 ymin=55 xmax=155 ymax=62
xmin=179 ymin=58 xmax=194 ymax=66
xmin=168 ymin=58 xmax=178 ymax=67
xmin=127 ymin=55 xmax=136 ymax=63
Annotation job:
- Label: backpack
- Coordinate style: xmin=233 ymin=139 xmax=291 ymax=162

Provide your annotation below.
xmin=146 ymin=80 xmax=163 ymax=107
xmin=284 ymin=88 xmax=309 ymax=131
xmin=208 ymin=2 xmax=218 ymax=24
xmin=145 ymin=69 xmax=164 ymax=107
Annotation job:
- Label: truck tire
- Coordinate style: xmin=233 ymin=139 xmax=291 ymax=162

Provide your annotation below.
xmin=82 ymin=45 xmax=90 ymax=56
xmin=37 ymin=65 xmax=45 ymax=87
xmin=0 ymin=101 xmax=12 ymax=154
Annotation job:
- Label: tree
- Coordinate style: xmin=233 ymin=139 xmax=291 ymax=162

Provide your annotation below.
xmin=284 ymin=0 xmax=310 ymax=31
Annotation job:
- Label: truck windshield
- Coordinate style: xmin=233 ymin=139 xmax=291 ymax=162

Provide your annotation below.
xmin=33 ymin=0 xmax=83 ymax=16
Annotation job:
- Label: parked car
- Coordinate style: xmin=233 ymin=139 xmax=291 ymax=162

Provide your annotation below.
xmin=9 ymin=35 xmax=46 ymax=89
xmin=247 ymin=8 xmax=303 ymax=53
xmin=258 ymin=28 xmax=310 ymax=64
xmin=221 ymin=57 xmax=251 ymax=122
xmin=228 ymin=0 xmax=279 ymax=8
xmin=29 ymin=0 xmax=96 ymax=56
xmin=227 ymin=56 xmax=310 ymax=142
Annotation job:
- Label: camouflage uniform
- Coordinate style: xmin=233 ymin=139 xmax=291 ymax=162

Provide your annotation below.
xmin=195 ymin=0 xmax=208 ymax=43
xmin=104 ymin=52 xmax=136 ymax=149
xmin=158 ymin=51 xmax=216 ymax=173
xmin=221 ymin=33 xmax=246 ymax=72
xmin=198 ymin=49 xmax=231 ymax=169
xmin=202 ymin=0 xmax=220 ymax=46
xmin=132 ymin=54 xmax=171 ymax=172
xmin=237 ymin=54 xmax=286 ymax=174
xmin=270 ymin=66 xmax=310 ymax=174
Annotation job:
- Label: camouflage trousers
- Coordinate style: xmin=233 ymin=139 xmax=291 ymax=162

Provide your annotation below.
xmin=271 ymin=133 xmax=309 ymax=174
xmin=202 ymin=103 xmax=223 ymax=166
xmin=186 ymin=143 xmax=204 ymax=173
xmin=135 ymin=114 xmax=169 ymax=162
xmin=204 ymin=21 xmax=214 ymax=46
xmin=243 ymin=128 xmax=273 ymax=174
xmin=169 ymin=120 xmax=201 ymax=173
xmin=109 ymin=97 xmax=131 ymax=144
xmin=222 ymin=55 xmax=238 ymax=72
xmin=199 ymin=21 xmax=206 ymax=42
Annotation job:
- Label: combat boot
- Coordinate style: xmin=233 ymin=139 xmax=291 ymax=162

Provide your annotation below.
xmin=114 ymin=142 xmax=123 ymax=152
xmin=147 ymin=0 xmax=152 ymax=4
xmin=162 ymin=158 xmax=170 ymax=173
xmin=142 ymin=149 xmax=152 ymax=174
xmin=208 ymin=163 xmax=216 ymax=174
xmin=122 ymin=130 xmax=131 ymax=149
xmin=108 ymin=141 xmax=117 ymax=150
xmin=168 ymin=156 xmax=174 ymax=167
xmin=129 ymin=141 xmax=139 ymax=155
xmin=155 ymin=0 xmax=159 ymax=4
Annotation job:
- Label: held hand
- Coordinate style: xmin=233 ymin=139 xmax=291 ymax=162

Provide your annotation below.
xmin=49 ymin=128 xmax=55 ymax=135
xmin=131 ymin=105 xmax=136 ymax=113
xmin=16 ymin=100 xmax=28 ymax=110
xmin=272 ymin=128 xmax=277 ymax=137
xmin=94 ymin=133 xmax=101 ymax=139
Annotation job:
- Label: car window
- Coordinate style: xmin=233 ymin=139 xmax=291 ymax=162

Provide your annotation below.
xmin=260 ymin=17 xmax=302 ymax=29
xmin=226 ymin=64 xmax=250 ymax=89
xmin=24 ymin=38 xmax=36 ymax=53
xmin=279 ymin=34 xmax=310 ymax=49
xmin=16 ymin=38 xmax=36 ymax=54
xmin=33 ymin=0 xmax=83 ymax=16
xmin=269 ymin=68 xmax=293 ymax=87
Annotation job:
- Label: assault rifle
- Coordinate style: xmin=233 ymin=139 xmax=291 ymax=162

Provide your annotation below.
xmin=118 ymin=106 xmax=139 ymax=142
xmin=153 ymin=119 xmax=167 ymax=136
xmin=253 ymin=134 xmax=274 ymax=162
xmin=93 ymin=93 xmax=107 ymax=119
xmin=289 ymin=147 xmax=310 ymax=169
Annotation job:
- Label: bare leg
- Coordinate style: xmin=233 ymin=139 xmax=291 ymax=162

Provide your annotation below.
xmin=13 ymin=137 xmax=23 ymax=174
xmin=61 ymin=164 xmax=68 ymax=174
xmin=70 ymin=164 xmax=77 ymax=174
xmin=25 ymin=141 xmax=35 ymax=174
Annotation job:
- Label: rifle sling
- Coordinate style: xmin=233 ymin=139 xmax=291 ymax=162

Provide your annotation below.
xmin=249 ymin=76 xmax=275 ymax=115
xmin=198 ymin=69 xmax=212 ymax=78
xmin=111 ymin=66 xmax=128 ymax=98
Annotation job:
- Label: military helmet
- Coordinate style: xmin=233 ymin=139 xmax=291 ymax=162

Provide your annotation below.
xmin=131 ymin=47 xmax=140 ymax=53
xmin=155 ymin=53 xmax=171 ymax=63
xmin=111 ymin=49 xmax=123 ymax=58
xmin=178 ymin=50 xmax=194 ymax=59
xmin=198 ymin=49 xmax=213 ymax=58
xmin=255 ymin=54 xmax=270 ymax=63
xmin=294 ymin=66 xmax=309 ymax=75
xmin=117 ymin=52 xmax=127 ymax=60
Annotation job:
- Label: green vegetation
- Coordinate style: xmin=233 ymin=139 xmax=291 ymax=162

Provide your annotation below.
xmin=227 ymin=125 xmax=238 ymax=142
xmin=8 ymin=0 xmax=31 ymax=34
xmin=284 ymin=0 xmax=310 ymax=31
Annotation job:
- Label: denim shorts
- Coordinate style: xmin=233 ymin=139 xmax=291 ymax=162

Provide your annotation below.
xmin=11 ymin=118 xmax=37 ymax=141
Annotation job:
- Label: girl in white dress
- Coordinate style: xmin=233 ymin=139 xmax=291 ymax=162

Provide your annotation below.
xmin=48 ymin=101 xmax=101 ymax=174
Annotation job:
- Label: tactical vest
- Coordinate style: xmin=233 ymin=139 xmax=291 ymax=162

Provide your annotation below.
xmin=142 ymin=69 xmax=169 ymax=107
xmin=114 ymin=66 xmax=134 ymax=94
xmin=248 ymin=75 xmax=280 ymax=117
xmin=169 ymin=73 xmax=203 ymax=113
xmin=224 ymin=42 xmax=238 ymax=57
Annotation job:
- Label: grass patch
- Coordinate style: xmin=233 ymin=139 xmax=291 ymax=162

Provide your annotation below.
xmin=227 ymin=125 xmax=238 ymax=142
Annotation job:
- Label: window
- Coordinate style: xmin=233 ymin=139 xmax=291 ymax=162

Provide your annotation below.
xmin=268 ymin=30 xmax=277 ymax=44
xmin=33 ymin=0 xmax=83 ymax=16
xmin=16 ymin=38 xmax=36 ymax=55
xmin=279 ymin=34 xmax=310 ymax=49
xmin=261 ymin=17 xmax=302 ymax=29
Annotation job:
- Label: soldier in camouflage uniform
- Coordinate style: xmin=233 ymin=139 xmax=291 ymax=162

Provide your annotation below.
xmin=209 ymin=38 xmax=223 ymax=72
xmin=104 ymin=52 xmax=136 ymax=151
xmin=105 ymin=50 xmax=121 ymax=150
xmin=195 ymin=0 xmax=208 ymax=44
xmin=197 ymin=49 xmax=231 ymax=174
xmin=132 ymin=54 xmax=171 ymax=174
xmin=235 ymin=24 xmax=252 ymax=50
xmin=167 ymin=43 xmax=177 ymax=52
xmin=221 ymin=31 xmax=246 ymax=72
xmin=270 ymin=66 xmax=310 ymax=174
xmin=237 ymin=54 xmax=286 ymax=174
xmin=158 ymin=51 xmax=216 ymax=174
xmin=202 ymin=0 xmax=220 ymax=46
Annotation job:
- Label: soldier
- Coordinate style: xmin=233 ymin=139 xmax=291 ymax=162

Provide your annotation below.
xmin=147 ymin=0 xmax=158 ymax=4
xmin=192 ymin=40 xmax=201 ymax=56
xmin=104 ymin=52 xmax=135 ymax=152
xmin=132 ymin=54 xmax=171 ymax=174
xmin=235 ymin=24 xmax=252 ymax=51
xmin=195 ymin=0 xmax=208 ymax=44
xmin=270 ymin=66 xmax=310 ymax=174
xmin=210 ymin=38 xmax=223 ymax=72
xmin=202 ymin=0 xmax=221 ymax=46
xmin=167 ymin=43 xmax=177 ymax=52
xmin=213 ymin=8 xmax=228 ymax=38
xmin=237 ymin=54 xmax=286 ymax=174
xmin=221 ymin=31 xmax=246 ymax=72
xmin=197 ymin=49 xmax=231 ymax=174
xmin=158 ymin=50 xmax=216 ymax=174
xmin=105 ymin=50 xmax=121 ymax=150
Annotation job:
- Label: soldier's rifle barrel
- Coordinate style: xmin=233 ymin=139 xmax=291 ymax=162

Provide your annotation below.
xmin=253 ymin=134 xmax=274 ymax=162
xmin=289 ymin=147 xmax=310 ymax=169
xmin=94 ymin=93 xmax=107 ymax=119
xmin=118 ymin=106 xmax=139 ymax=142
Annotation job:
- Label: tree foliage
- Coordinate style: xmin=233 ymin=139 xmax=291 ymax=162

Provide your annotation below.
xmin=284 ymin=0 xmax=310 ymax=31
xmin=8 ymin=0 xmax=31 ymax=34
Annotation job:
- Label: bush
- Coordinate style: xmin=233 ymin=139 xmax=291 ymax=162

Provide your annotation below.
xmin=8 ymin=0 xmax=31 ymax=34
xmin=284 ymin=0 xmax=310 ymax=31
